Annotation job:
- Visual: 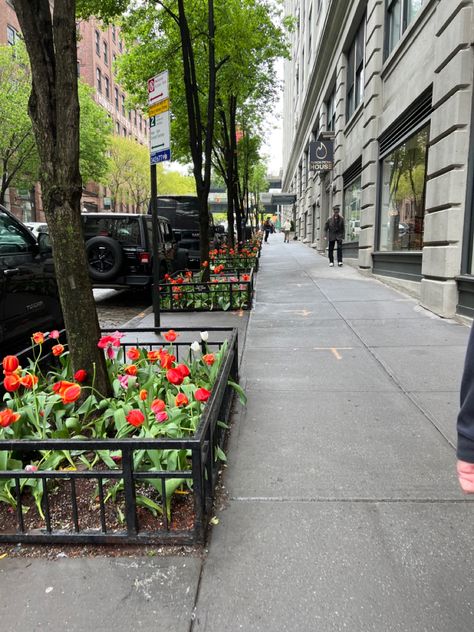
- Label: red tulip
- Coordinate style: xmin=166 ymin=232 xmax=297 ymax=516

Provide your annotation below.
xmin=163 ymin=330 xmax=178 ymax=342
xmin=176 ymin=364 xmax=190 ymax=378
xmin=61 ymin=384 xmax=81 ymax=405
xmin=32 ymin=332 xmax=45 ymax=344
xmin=4 ymin=374 xmax=20 ymax=392
xmin=195 ymin=387 xmax=211 ymax=402
xmin=2 ymin=355 xmax=19 ymax=374
xmin=127 ymin=347 xmax=140 ymax=361
xmin=147 ymin=350 xmax=161 ymax=363
xmin=19 ymin=374 xmax=38 ymax=389
xmin=160 ymin=352 xmax=175 ymax=369
xmin=0 ymin=408 xmax=20 ymax=428
xmin=175 ymin=393 xmax=189 ymax=407
xmin=74 ymin=369 xmax=87 ymax=383
xmin=52 ymin=344 xmax=64 ymax=356
xmin=151 ymin=398 xmax=166 ymax=414
xmin=139 ymin=389 xmax=148 ymax=401
xmin=126 ymin=409 xmax=145 ymax=427
xmin=166 ymin=369 xmax=184 ymax=385
xmin=202 ymin=354 xmax=215 ymax=366
xmin=124 ymin=364 xmax=138 ymax=376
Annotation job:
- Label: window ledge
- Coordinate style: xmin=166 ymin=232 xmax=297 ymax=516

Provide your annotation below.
xmin=344 ymin=102 xmax=364 ymax=136
xmin=381 ymin=0 xmax=437 ymax=81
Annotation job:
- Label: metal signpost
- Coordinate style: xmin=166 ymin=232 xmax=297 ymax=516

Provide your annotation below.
xmin=148 ymin=70 xmax=171 ymax=327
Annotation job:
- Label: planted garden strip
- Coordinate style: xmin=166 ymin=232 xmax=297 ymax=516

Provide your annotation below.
xmin=0 ymin=327 xmax=240 ymax=545
xmin=160 ymin=269 xmax=255 ymax=312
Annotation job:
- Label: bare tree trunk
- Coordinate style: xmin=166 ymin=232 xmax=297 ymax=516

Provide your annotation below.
xmin=14 ymin=0 xmax=111 ymax=395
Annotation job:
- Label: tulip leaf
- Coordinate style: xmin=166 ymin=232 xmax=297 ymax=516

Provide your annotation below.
xmin=227 ymin=380 xmax=247 ymax=405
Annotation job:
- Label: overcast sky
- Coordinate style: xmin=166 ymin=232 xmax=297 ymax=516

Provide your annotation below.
xmin=261 ymin=59 xmax=284 ymax=178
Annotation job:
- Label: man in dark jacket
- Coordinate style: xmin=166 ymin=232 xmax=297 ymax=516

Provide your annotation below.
xmin=324 ymin=206 xmax=345 ymax=267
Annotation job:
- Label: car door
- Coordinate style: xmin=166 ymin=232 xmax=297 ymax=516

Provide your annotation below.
xmin=0 ymin=208 xmax=62 ymax=351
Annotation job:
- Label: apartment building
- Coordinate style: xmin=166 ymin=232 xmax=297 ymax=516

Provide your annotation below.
xmin=0 ymin=1 xmax=147 ymax=217
xmin=282 ymin=0 xmax=474 ymax=318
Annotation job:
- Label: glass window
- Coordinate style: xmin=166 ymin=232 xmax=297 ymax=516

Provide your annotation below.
xmin=7 ymin=25 xmax=17 ymax=46
xmin=326 ymin=87 xmax=336 ymax=132
xmin=95 ymin=30 xmax=100 ymax=55
xmin=112 ymin=26 xmax=116 ymax=43
xmin=83 ymin=216 xmax=141 ymax=246
xmin=103 ymin=41 xmax=108 ymax=65
xmin=346 ymin=16 xmax=365 ymax=120
xmin=116 ymin=121 xmax=120 ymax=134
xmin=121 ymin=94 xmax=125 ymax=115
xmin=96 ymin=67 xmax=102 ymax=93
xmin=114 ymin=87 xmax=119 ymax=110
xmin=386 ymin=0 xmax=425 ymax=56
xmin=104 ymin=75 xmax=110 ymax=100
xmin=379 ymin=125 xmax=429 ymax=252
xmin=0 ymin=212 xmax=34 ymax=254
xmin=343 ymin=177 xmax=362 ymax=242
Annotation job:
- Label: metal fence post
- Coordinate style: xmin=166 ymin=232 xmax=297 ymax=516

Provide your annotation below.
xmin=122 ymin=448 xmax=138 ymax=536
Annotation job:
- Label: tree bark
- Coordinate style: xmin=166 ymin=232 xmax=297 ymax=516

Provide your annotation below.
xmin=14 ymin=0 xmax=111 ymax=395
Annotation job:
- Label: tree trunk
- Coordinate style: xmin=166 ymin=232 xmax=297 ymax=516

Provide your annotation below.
xmin=14 ymin=0 xmax=111 ymax=395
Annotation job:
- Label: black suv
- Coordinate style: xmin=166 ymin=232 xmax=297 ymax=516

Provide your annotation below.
xmin=0 ymin=205 xmax=62 ymax=354
xmin=82 ymin=212 xmax=177 ymax=290
xmin=153 ymin=196 xmax=219 ymax=268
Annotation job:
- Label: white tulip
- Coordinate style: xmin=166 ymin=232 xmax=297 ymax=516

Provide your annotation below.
xmin=200 ymin=331 xmax=209 ymax=341
xmin=191 ymin=341 xmax=201 ymax=353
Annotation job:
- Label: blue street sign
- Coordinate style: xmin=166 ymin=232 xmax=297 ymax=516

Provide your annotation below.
xmin=150 ymin=149 xmax=171 ymax=164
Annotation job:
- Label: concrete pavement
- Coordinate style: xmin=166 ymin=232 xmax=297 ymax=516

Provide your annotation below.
xmin=1 ymin=233 xmax=473 ymax=631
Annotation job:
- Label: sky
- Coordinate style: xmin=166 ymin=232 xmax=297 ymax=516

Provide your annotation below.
xmin=261 ymin=59 xmax=284 ymax=178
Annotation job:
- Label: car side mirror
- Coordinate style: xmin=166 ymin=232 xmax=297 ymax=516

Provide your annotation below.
xmin=38 ymin=231 xmax=52 ymax=254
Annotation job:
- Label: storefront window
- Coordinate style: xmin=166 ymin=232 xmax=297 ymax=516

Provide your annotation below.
xmin=343 ymin=177 xmax=361 ymax=242
xmin=379 ymin=126 xmax=428 ymax=252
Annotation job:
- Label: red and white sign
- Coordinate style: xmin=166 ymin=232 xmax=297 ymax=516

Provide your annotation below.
xmin=147 ymin=71 xmax=169 ymax=105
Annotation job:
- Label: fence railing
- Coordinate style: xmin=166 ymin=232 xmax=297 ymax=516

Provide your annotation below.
xmin=160 ymin=269 xmax=254 ymax=312
xmin=0 ymin=327 xmax=238 ymax=545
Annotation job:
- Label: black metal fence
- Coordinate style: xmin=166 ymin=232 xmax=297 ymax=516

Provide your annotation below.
xmin=0 ymin=327 xmax=238 ymax=545
xmin=160 ymin=269 xmax=254 ymax=312
xmin=211 ymin=255 xmax=259 ymax=271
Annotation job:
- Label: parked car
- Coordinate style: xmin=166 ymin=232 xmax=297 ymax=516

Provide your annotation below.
xmin=0 ymin=205 xmax=62 ymax=355
xmin=152 ymin=196 xmax=218 ymax=268
xmin=81 ymin=212 xmax=177 ymax=290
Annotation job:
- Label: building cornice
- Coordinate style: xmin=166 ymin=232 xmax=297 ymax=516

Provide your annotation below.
xmin=283 ymin=0 xmax=351 ymax=189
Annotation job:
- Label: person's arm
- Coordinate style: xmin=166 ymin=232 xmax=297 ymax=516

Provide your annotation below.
xmin=457 ymin=324 xmax=474 ymax=491
xmin=324 ymin=220 xmax=329 ymax=238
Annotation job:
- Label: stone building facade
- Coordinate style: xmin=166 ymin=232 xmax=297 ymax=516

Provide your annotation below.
xmin=282 ymin=0 xmax=474 ymax=318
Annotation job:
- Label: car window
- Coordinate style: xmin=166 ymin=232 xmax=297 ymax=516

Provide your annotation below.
xmin=0 ymin=212 xmax=34 ymax=254
xmin=146 ymin=218 xmax=170 ymax=244
xmin=83 ymin=216 xmax=141 ymax=245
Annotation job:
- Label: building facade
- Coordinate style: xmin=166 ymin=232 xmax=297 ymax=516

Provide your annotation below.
xmin=0 ymin=1 xmax=147 ymax=218
xmin=282 ymin=0 xmax=474 ymax=318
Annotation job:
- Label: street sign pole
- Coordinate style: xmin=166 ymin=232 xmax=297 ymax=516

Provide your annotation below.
xmin=151 ymin=162 xmax=160 ymax=328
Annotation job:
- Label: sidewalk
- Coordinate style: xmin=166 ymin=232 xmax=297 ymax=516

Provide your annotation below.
xmin=2 ymin=234 xmax=474 ymax=631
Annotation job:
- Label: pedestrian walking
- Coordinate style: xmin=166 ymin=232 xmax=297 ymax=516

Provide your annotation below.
xmin=263 ymin=217 xmax=273 ymax=243
xmin=457 ymin=323 xmax=474 ymax=492
xmin=324 ymin=206 xmax=345 ymax=267
xmin=283 ymin=218 xmax=291 ymax=243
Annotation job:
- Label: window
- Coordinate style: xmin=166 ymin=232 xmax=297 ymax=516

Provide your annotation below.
xmin=0 ymin=212 xmax=33 ymax=253
xmin=133 ymin=110 xmax=137 ymax=126
xmin=121 ymin=94 xmax=125 ymax=115
xmin=379 ymin=125 xmax=429 ymax=252
xmin=103 ymin=41 xmax=108 ymax=65
xmin=96 ymin=67 xmax=102 ymax=93
xmin=116 ymin=121 xmax=120 ymax=134
xmin=95 ymin=30 xmax=100 ymax=55
xmin=346 ymin=16 xmax=365 ymax=120
xmin=122 ymin=126 xmax=127 ymax=137
xmin=119 ymin=39 xmax=123 ymax=52
xmin=326 ymin=87 xmax=336 ymax=132
xmin=139 ymin=114 xmax=143 ymax=131
xmin=386 ymin=0 xmax=424 ymax=56
xmin=308 ymin=6 xmax=312 ymax=59
xmin=114 ymin=87 xmax=119 ymax=110
xmin=112 ymin=26 xmax=116 ymax=43
xmin=7 ymin=25 xmax=18 ymax=46
xmin=343 ymin=177 xmax=362 ymax=242
xmin=104 ymin=76 xmax=110 ymax=100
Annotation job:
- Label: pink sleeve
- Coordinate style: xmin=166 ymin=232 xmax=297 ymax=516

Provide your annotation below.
xmin=457 ymin=460 xmax=474 ymax=493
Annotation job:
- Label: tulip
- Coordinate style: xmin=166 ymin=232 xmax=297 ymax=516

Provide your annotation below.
xmin=147 ymin=350 xmax=161 ymax=362
xmin=19 ymin=374 xmax=38 ymax=389
xmin=74 ymin=369 xmax=87 ymax=383
xmin=0 ymin=408 xmax=20 ymax=428
xmin=190 ymin=341 xmax=201 ymax=353
xmin=163 ymin=330 xmax=178 ymax=342
xmin=126 ymin=347 xmax=140 ymax=361
xmin=124 ymin=364 xmax=138 ymax=376
xmin=200 ymin=331 xmax=209 ymax=342
xmin=2 ymin=355 xmax=19 ymax=374
xmin=151 ymin=398 xmax=166 ymax=414
xmin=61 ymin=384 xmax=81 ymax=405
xmin=126 ymin=409 xmax=145 ymax=427
xmin=159 ymin=352 xmax=175 ymax=369
xmin=49 ymin=330 xmax=60 ymax=339
xmin=166 ymin=368 xmax=184 ymax=386
xmin=175 ymin=393 xmax=189 ymax=407
xmin=195 ymin=387 xmax=211 ymax=402
xmin=25 ymin=464 xmax=38 ymax=472
xmin=32 ymin=332 xmax=45 ymax=344
xmin=202 ymin=354 xmax=215 ymax=366
xmin=52 ymin=344 xmax=64 ymax=356
xmin=139 ymin=389 xmax=148 ymax=401
xmin=176 ymin=364 xmax=190 ymax=378
xmin=4 ymin=374 xmax=20 ymax=392
xmin=155 ymin=411 xmax=168 ymax=423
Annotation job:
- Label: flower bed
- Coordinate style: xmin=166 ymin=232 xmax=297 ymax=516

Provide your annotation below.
xmin=160 ymin=268 xmax=254 ymax=312
xmin=0 ymin=327 xmax=243 ymax=545
xmin=209 ymin=237 xmax=262 ymax=271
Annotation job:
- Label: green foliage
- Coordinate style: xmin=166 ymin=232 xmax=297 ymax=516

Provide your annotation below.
xmin=78 ymin=80 xmax=113 ymax=184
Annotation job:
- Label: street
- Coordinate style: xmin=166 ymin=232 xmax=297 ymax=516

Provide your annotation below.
xmin=93 ymin=289 xmax=151 ymax=329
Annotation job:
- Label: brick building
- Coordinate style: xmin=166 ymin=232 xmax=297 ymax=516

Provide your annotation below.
xmin=0 ymin=1 xmax=147 ymax=218
xmin=282 ymin=0 xmax=474 ymax=319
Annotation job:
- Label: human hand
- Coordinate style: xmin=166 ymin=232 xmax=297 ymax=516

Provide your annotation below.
xmin=457 ymin=460 xmax=474 ymax=493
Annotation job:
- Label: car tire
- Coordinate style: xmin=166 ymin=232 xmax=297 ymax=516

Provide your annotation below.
xmin=86 ymin=236 xmax=123 ymax=281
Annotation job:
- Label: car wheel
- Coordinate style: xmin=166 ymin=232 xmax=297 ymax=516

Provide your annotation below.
xmin=86 ymin=236 xmax=123 ymax=281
